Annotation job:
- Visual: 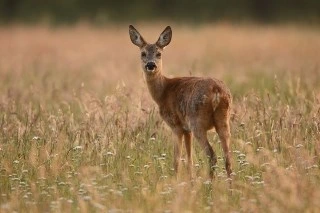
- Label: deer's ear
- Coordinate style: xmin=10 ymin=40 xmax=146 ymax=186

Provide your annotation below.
xmin=129 ymin=25 xmax=146 ymax=48
xmin=156 ymin=26 xmax=172 ymax=49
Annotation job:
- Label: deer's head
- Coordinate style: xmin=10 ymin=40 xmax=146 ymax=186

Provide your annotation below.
xmin=129 ymin=25 xmax=172 ymax=75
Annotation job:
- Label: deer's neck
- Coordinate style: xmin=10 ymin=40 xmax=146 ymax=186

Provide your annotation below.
xmin=145 ymin=72 xmax=167 ymax=105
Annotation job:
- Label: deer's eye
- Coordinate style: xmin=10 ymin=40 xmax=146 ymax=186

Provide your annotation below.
xmin=156 ymin=52 xmax=161 ymax=58
xmin=141 ymin=52 xmax=146 ymax=57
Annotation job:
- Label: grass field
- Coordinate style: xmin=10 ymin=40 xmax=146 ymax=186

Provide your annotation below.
xmin=0 ymin=23 xmax=319 ymax=212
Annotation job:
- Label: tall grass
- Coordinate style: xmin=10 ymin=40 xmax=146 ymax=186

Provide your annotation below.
xmin=0 ymin=23 xmax=319 ymax=212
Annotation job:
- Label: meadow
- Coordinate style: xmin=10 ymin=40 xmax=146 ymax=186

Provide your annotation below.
xmin=0 ymin=23 xmax=319 ymax=212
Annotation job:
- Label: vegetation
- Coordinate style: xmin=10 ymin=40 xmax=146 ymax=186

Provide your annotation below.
xmin=0 ymin=0 xmax=320 ymax=24
xmin=0 ymin=23 xmax=319 ymax=212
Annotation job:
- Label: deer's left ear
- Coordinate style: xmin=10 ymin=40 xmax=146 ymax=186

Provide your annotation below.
xmin=156 ymin=26 xmax=172 ymax=49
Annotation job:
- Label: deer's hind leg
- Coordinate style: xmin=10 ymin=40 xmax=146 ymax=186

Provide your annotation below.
xmin=193 ymin=128 xmax=217 ymax=179
xmin=214 ymin=109 xmax=232 ymax=178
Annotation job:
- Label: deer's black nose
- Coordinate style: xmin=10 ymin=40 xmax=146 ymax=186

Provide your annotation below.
xmin=145 ymin=62 xmax=156 ymax=70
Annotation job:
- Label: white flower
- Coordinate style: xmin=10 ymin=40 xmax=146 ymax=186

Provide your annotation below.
xmin=73 ymin=146 xmax=83 ymax=150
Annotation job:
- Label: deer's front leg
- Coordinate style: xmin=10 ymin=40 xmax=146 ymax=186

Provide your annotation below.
xmin=172 ymin=129 xmax=183 ymax=174
xmin=184 ymin=131 xmax=194 ymax=178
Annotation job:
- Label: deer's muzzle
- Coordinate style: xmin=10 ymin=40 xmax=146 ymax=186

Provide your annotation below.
xmin=145 ymin=62 xmax=157 ymax=72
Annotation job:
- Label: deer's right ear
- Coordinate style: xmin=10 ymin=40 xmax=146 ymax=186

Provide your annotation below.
xmin=129 ymin=25 xmax=146 ymax=48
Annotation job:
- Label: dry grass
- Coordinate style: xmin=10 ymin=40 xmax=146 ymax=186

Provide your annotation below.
xmin=0 ymin=23 xmax=320 ymax=212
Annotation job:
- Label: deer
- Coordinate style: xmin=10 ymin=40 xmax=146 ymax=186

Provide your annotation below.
xmin=129 ymin=25 xmax=232 ymax=179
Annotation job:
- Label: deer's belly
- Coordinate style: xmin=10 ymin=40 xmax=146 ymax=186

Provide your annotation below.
xmin=159 ymin=108 xmax=191 ymax=131
xmin=159 ymin=100 xmax=216 ymax=131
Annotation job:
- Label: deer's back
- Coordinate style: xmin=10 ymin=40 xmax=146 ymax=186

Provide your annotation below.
xmin=158 ymin=76 xmax=231 ymax=131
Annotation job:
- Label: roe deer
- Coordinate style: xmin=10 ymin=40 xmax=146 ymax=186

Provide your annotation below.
xmin=129 ymin=25 xmax=232 ymax=179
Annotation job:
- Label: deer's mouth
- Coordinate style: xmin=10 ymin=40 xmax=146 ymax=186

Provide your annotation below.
xmin=145 ymin=62 xmax=157 ymax=72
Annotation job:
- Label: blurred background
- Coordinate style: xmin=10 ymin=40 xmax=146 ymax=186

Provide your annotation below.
xmin=0 ymin=0 xmax=320 ymax=24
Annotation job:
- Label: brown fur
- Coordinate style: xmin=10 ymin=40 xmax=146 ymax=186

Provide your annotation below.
xmin=129 ymin=25 xmax=232 ymax=179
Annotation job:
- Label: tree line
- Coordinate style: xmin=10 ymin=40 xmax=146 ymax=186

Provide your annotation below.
xmin=0 ymin=0 xmax=319 ymax=24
